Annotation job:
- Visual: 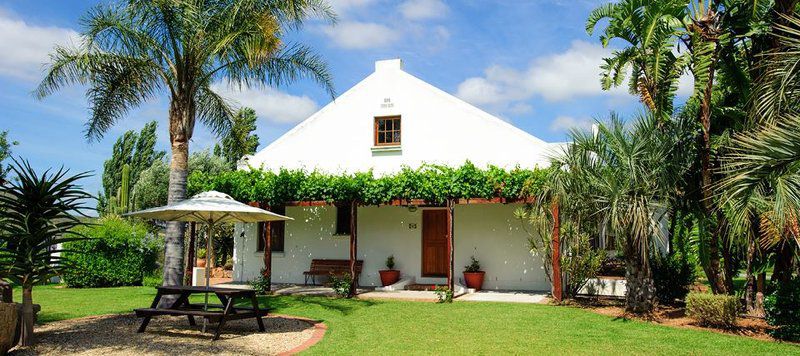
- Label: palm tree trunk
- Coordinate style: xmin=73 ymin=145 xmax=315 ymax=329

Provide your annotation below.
xmin=19 ymin=286 xmax=34 ymax=347
xmin=624 ymin=237 xmax=654 ymax=314
xmin=162 ymin=103 xmax=191 ymax=298
xmin=697 ymin=43 xmax=728 ymax=295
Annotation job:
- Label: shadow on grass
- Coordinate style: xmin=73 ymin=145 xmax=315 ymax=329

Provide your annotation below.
xmin=260 ymin=295 xmax=379 ymax=316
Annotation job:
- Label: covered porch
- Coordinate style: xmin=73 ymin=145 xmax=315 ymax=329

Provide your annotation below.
xmin=232 ymin=198 xmax=561 ymax=300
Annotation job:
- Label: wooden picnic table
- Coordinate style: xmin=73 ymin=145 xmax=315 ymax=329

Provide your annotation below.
xmin=135 ymin=285 xmax=267 ymax=340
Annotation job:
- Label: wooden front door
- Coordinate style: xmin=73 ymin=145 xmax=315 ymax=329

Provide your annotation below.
xmin=422 ymin=209 xmax=448 ymax=277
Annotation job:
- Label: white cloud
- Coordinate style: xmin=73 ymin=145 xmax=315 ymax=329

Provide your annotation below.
xmin=328 ymin=0 xmax=375 ymax=15
xmin=457 ymin=40 xmax=632 ymax=109
xmin=549 ymin=116 xmax=594 ymax=132
xmin=320 ymin=21 xmax=399 ymax=49
xmin=0 ymin=10 xmax=79 ymax=81
xmin=212 ymin=84 xmax=319 ymax=124
xmin=398 ymin=0 xmax=448 ymax=20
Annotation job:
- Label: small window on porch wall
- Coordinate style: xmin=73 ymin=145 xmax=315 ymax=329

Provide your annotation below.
xmin=335 ymin=204 xmax=352 ymax=235
xmin=257 ymin=205 xmax=285 ymax=252
xmin=374 ymin=116 xmax=401 ymax=146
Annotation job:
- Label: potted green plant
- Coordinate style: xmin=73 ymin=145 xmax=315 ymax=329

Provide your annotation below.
xmin=196 ymin=248 xmax=207 ymax=268
xmin=379 ymin=255 xmax=400 ymax=286
xmin=463 ymin=256 xmax=485 ymax=290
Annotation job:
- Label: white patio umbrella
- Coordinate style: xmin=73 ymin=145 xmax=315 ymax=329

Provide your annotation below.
xmin=125 ymin=190 xmax=291 ymax=330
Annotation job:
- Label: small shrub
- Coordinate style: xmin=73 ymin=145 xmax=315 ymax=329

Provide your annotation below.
xmin=434 ymin=285 xmax=453 ymax=303
xmin=330 ymin=273 xmax=352 ymax=298
xmin=386 ymin=255 xmax=395 ymax=270
xmin=250 ymin=268 xmax=271 ymax=295
xmin=63 ymin=216 xmax=160 ymax=288
xmin=686 ymin=292 xmax=739 ymax=328
xmin=764 ymin=277 xmax=800 ymax=341
xmin=464 ymin=256 xmax=481 ymax=272
xmin=598 ymin=255 xmax=626 ymax=277
xmin=142 ymin=271 xmax=163 ymax=287
xmin=651 ymin=253 xmax=696 ymax=304
xmin=561 ymin=234 xmax=603 ymax=298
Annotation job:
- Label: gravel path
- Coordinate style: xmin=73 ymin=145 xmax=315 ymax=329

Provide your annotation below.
xmin=10 ymin=314 xmax=319 ymax=355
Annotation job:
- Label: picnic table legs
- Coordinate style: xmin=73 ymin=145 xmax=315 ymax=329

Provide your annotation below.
xmin=137 ymin=290 xmax=162 ymax=333
xmin=250 ymin=294 xmax=265 ymax=332
xmin=213 ymin=298 xmax=235 ymax=340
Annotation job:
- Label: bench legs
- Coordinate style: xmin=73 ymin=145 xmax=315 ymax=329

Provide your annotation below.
xmin=250 ymin=295 xmax=265 ymax=332
xmin=213 ymin=299 xmax=235 ymax=340
xmin=187 ymin=315 xmax=196 ymax=326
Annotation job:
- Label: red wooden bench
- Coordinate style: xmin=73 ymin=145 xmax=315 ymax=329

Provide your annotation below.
xmin=303 ymin=259 xmax=363 ymax=285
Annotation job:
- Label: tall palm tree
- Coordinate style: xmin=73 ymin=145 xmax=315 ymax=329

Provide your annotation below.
xmin=0 ymin=159 xmax=91 ymax=346
xmin=561 ymin=113 xmax=681 ymax=313
xmin=36 ymin=0 xmax=336 ymax=290
xmin=586 ymin=0 xmax=690 ymax=122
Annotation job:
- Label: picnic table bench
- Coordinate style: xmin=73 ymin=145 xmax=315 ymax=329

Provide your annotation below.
xmin=303 ymin=259 xmax=363 ymax=285
xmin=135 ymin=285 xmax=268 ymax=340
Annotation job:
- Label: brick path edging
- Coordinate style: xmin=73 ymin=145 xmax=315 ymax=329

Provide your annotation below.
xmin=276 ymin=314 xmax=327 ymax=355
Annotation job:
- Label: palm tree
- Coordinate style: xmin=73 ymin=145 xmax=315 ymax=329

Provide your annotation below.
xmin=561 ymin=113 xmax=681 ymax=313
xmin=586 ymin=0 xmax=689 ymax=122
xmin=36 ymin=0 xmax=336 ymax=289
xmin=0 ymin=159 xmax=91 ymax=346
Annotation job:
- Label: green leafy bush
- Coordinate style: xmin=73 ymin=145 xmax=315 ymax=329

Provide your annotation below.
xmin=434 ymin=286 xmax=453 ymax=303
xmin=561 ymin=234 xmax=603 ymax=298
xmin=651 ymin=253 xmax=696 ymax=304
xmin=250 ymin=268 xmax=271 ymax=295
xmin=686 ymin=292 xmax=739 ymax=328
xmin=62 ymin=216 xmax=160 ymax=288
xmin=329 ymin=273 xmax=352 ymax=298
xmin=764 ymin=277 xmax=800 ymax=341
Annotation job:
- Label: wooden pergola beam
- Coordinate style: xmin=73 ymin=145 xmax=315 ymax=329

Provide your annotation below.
xmin=348 ymin=201 xmax=359 ymax=297
xmin=279 ymin=196 xmax=537 ymax=207
xmin=184 ymin=222 xmax=196 ymax=285
xmin=551 ymin=201 xmax=562 ymax=303
xmin=262 ymin=203 xmax=273 ymax=292
xmin=447 ymin=199 xmax=455 ymax=291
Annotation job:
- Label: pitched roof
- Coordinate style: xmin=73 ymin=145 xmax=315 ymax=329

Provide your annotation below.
xmin=245 ymin=59 xmax=563 ymax=174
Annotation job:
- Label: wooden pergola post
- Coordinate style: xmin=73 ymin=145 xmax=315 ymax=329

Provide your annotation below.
xmin=551 ymin=200 xmax=562 ymax=302
xmin=184 ymin=222 xmax=196 ymax=285
xmin=348 ymin=201 xmax=359 ymax=297
xmin=262 ymin=202 xmax=273 ymax=292
xmin=447 ymin=199 xmax=455 ymax=291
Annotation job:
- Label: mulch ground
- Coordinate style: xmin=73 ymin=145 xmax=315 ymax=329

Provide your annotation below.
xmin=567 ymin=297 xmax=784 ymax=343
xmin=9 ymin=313 xmax=325 ymax=355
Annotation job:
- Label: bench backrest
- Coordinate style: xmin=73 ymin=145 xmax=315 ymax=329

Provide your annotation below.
xmin=309 ymin=259 xmax=363 ymax=273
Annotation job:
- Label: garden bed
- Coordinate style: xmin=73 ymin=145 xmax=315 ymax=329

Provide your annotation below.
xmin=571 ymin=297 xmax=787 ymax=343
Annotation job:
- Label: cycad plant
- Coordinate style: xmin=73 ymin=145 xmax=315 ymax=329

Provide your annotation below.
xmin=36 ymin=0 xmax=336 ymax=289
xmin=0 ymin=159 xmax=91 ymax=346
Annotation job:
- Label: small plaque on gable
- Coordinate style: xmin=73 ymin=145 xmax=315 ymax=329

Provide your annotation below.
xmin=381 ymin=97 xmax=394 ymax=109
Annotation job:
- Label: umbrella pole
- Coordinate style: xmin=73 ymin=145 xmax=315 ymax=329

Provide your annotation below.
xmin=203 ymin=221 xmax=213 ymax=333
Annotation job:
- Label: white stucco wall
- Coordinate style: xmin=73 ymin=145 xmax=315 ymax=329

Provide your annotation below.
xmin=233 ymin=203 xmax=550 ymax=291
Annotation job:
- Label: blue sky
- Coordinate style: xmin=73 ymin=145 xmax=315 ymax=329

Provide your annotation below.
xmin=0 ymin=0 xmax=690 ymax=196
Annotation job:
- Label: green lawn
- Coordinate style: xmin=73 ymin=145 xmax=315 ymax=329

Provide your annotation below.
xmin=13 ymin=285 xmax=800 ymax=355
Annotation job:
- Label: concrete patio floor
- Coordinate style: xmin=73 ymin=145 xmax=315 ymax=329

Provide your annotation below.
xmin=260 ymin=283 xmax=549 ymax=304
xmin=457 ymin=290 xmax=549 ymax=304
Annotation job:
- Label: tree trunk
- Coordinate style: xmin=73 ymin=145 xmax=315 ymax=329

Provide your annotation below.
xmin=771 ymin=242 xmax=795 ymax=285
xmin=19 ymin=287 xmax=34 ymax=347
xmin=625 ymin=250 xmax=655 ymax=314
xmin=744 ymin=234 xmax=757 ymax=315
xmin=162 ymin=101 xmax=192 ymax=304
xmin=184 ymin=222 xmax=196 ymax=285
xmin=0 ymin=280 xmax=11 ymax=303
xmin=697 ymin=38 xmax=728 ymax=295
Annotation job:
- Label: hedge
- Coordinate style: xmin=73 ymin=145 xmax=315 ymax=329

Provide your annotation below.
xmin=187 ymin=162 xmax=550 ymax=206
xmin=686 ymin=292 xmax=739 ymax=328
xmin=765 ymin=277 xmax=800 ymax=341
xmin=62 ymin=216 xmax=160 ymax=288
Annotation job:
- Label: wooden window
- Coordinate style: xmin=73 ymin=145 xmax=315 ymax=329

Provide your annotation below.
xmin=335 ymin=204 xmax=352 ymax=235
xmin=257 ymin=205 xmax=285 ymax=252
xmin=374 ymin=116 xmax=401 ymax=146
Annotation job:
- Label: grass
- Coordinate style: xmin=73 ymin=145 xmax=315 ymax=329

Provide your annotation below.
xmin=12 ymin=285 xmax=800 ymax=355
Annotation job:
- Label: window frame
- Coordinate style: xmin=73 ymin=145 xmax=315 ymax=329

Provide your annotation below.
xmin=256 ymin=205 xmax=286 ymax=253
xmin=374 ymin=115 xmax=401 ymax=146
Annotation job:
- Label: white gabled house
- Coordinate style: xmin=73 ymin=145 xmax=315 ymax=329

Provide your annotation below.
xmin=232 ymin=59 xmax=564 ymax=291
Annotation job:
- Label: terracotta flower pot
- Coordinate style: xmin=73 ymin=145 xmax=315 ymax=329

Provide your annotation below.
xmin=0 ymin=303 xmax=18 ymax=355
xmin=379 ymin=270 xmax=401 ymax=286
xmin=196 ymin=258 xmax=207 ymax=268
xmin=463 ymin=271 xmax=485 ymax=291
